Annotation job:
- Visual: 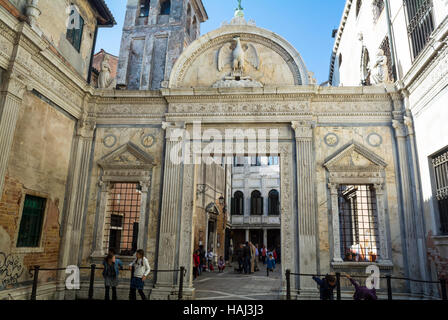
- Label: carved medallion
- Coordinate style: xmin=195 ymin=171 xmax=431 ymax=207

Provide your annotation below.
xmin=324 ymin=133 xmax=339 ymax=147
xmin=367 ymin=133 xmax=383 ymax=147
xmin=103 ymin=134 xmax=117 ymax=148
xmin=141 ymin=134 xmax=155 ymax=148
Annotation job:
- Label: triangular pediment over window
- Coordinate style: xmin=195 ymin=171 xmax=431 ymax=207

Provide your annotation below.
xmin=98 ymin=142 xmax=155 ymax=170
xmin=323 ymin=142 xmax=387 ymax=172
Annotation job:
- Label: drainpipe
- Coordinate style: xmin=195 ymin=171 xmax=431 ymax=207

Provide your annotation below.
xmin=385 ymin=0 xmax=399 ymax=81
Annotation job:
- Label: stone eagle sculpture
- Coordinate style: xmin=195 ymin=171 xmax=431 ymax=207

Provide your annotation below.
xmin=217 ymin=36 xmax=260 ymax=73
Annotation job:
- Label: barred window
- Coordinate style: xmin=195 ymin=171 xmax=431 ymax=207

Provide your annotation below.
xmin=380 ymin=36 xmax=396 ymax=82
xmin=338 ymin=185 xmax=380 ymax=262
xmin=105 ymin=183 xmax=141 ymax=256
xmin=17 ymin=195 xmax=46 ymax=247
xmin=431 ymin=148 xmax=448 ymax=234
xmin=372 ymin=0 xmax=385 ymax=22
xmin=404 ymin=0 xmax=435 ymax=59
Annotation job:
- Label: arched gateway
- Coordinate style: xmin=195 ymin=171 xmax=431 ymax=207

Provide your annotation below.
xmin=83 ymin=8 xmax=428 ymax=301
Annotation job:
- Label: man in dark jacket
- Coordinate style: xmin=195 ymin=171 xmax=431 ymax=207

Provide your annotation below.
xmin=243 ymin=242 xmax=252 ymax=274
xmin=235 ymin=244 xmax=244 ymax=273
xmin=312 ymin=274 xmax=337 ymax=300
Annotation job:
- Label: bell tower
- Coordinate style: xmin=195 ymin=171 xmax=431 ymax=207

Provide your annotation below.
xmin=116 ymin=0 xmax=208 ymax=90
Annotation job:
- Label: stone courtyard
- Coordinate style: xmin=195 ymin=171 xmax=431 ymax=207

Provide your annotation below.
xmin=194 ymin=263 xmax=282 ymax=300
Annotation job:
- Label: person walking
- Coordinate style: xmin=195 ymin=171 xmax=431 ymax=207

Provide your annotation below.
xmin=266 ymin=253 xmax=276 ymax=272
xmin=345 ymin=274 xmax=378 ymax=300
xmin=193 ymin=250 xmax=200 ymax=279
xmin=102 ymin=252 xmax=122 ymax=300
xmin=243 ymin=242 xmax=251 ymax=274
xmin=312 ymin=274 xmax=337 ymax=300
xmin=129 ymin=249 xmax=150 ymax=300
xmin=261 ymin=245 xmax=267 ymax=265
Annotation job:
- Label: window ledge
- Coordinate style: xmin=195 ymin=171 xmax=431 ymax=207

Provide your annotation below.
xmin=331 ymin=260 xmax=393 ymax=271
xmin=12 ymin=247 xmax=45 ymax=254
xmin=432 ymin=235 xmax=448 ymax=246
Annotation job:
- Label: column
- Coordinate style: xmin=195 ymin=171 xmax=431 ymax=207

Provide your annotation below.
xmin=91 ymin=180 xmax=109 ymax=256
xmin=328 ymin=183 xmax=343 ymax=262
xmin=263 ymin=228 xmax=268 ymax=247
xmin=137 ymin=180 xmax=151 ymax=251
xmin=291 ymin=121 xmax=318 ymax=290
xmin=392 ymin=119 xmax=421 ymax=293
xmin=58 ymin=113 xmax=96 ymax=267
xmin=155 ymin=122 xmax=186 ymax=287
xmin=0 ymin=75 xmax=26 ymax=197
xmin=373 ymin=183 xmax=390 ymax=261
xmin=245 ymin=229 xmax=250 ymax=242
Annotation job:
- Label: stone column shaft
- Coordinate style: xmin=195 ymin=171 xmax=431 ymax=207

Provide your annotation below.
xmin=329 ymin=183 xmax=343 ymax=262
xmin=292 ymin=121 xmax=318 ymax=290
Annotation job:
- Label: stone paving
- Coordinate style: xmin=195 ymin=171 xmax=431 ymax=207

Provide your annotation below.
xmin=194 ymin=262 xmax=282 ymax=300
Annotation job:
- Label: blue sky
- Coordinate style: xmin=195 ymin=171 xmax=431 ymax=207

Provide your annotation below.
xmin=96 ymin=0 xmax=346 ymax=83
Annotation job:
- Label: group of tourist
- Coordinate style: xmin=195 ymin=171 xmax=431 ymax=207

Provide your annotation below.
xmin=192 ymin=247 xmax=226 ymax=280
xmin=235 ymin=242 xmax=279 ymax=275
xmin=312 ymin=273 xmax=378 ymax=300
xmin=101 ymin=248 xmax=151 ymax=300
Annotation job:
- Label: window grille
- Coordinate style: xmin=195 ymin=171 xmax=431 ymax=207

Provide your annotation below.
xmin=380 ymin=36 xmax=396 ymax=82
xmin=404 ymin=0 xmax=435 ymax=59
xmin=17 ymin=195 xmax=46 ymax=247
xmin=104 ymin=183 xmax=141 ymax=256
xmin=432 ymin=148 xmax=448 ymax=234
xmin=338 ymin=185 xmax=380 ymax=262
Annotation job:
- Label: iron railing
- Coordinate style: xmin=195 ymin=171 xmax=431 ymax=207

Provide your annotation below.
xmin=29 ymin=265 xmax=186 ymax=301
xmin=285 ymin=269 xmax=447 ymax=300
xmin=404 ymin=0 xmax=435 ymax=59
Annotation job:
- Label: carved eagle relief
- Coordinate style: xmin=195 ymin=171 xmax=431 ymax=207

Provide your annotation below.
xmin=217 ymin=37 xmax=260 ymax=73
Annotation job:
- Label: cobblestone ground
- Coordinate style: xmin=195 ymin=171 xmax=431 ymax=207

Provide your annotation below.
xmin=194 ymin=262 xmax=282 ymax=300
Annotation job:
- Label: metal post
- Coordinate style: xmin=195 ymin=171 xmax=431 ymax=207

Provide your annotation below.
xmin=336 ymin=272 xmax=341 ymax=300
xmin=88 ymin=264 xmax=96 ymax=300
xmin=286 ymin=269 xmax=291 ymax=300
xmin=386 ymin=275 xmax=392 ymax=300
xmin=178 ymin=266 xmax=185 ymax=300
xmin=440 ymin=278 xmax=447 ymax=301
xmin=30 ymin=266 xmax=40 ymax=300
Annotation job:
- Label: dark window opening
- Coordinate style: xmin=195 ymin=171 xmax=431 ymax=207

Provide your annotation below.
xmin=380 ymin=36 xmax=396 ymax=82
xmin=268 ymin=190 xmax=280 ymax=216
xmin=17 ymin=195 xmax=46 ymax=248
xmin=251 ymin=190 xmax=263 ymax=216
xmin=432 ymin=148 xmax=448 ymax=235
xmin=356 ymin=0 xmax=362 ymax=17
xmin=373 ymin=0 xmax=385 ymax=22
xmin=160 ymin=0 xmax=171 ymax=15
xmin=66 ymin=8 xmax=84 ymax=52
xmin=251 ymin=156 xmax=261 ymax=167
xmin=232 ymin=191 xmax=244 ymax=215
xmin=139 ymin=0 xmax=150 ymax=17
xmin=338 ymin=185 xmax=380 ymax=262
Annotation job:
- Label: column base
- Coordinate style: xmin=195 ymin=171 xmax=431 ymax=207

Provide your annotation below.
xmin=150 ymin=285 xmax=195 ymax=300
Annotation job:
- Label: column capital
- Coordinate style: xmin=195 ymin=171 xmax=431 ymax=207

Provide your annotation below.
xmin=291 ymin=120 xmax=314 ymax=140
xmin=162 ymin=121 xmax=186 ymax=139
xmin=403 ymin=116 xmax=414 ymax=135
xmin=77 ymin=111 xmax=96 ymax=138
xmin=3 ymin=74 xmax=27 ymax=100
xmin=328 ymin=182 xmax=339 ymax=194
xmin=392 ymin=119 xmax=407 ymax=138
xmin=374 ymin=183 xmax=385 ymax=194
xmin=139 ymin=180 xmax=151 ymax=192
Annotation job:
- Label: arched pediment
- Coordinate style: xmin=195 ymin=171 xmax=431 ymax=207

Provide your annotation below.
xmin=169 ymin=23 xmax=309 ymax=88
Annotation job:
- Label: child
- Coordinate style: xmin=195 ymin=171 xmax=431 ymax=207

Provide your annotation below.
xmin=312 ymin=274 xmax=337 ymax=300
xmin=129 ymin=249 xmax=151 ymax=300
xmin=102 ymin=252 xmax=122 ymax=300
xmin=345 ymin=274 xmax=378 ymax=300
xmin=266 ymin=253 xmax=276 ymax=272
xmin=218 ymin=256 xmax=225 ymax=273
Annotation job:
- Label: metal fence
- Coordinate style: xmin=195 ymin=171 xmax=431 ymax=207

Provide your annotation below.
xmin=29 ymin=265 xmax=186 ymax=301
xmin=285 ymin=270 xmax=447 ymax=300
